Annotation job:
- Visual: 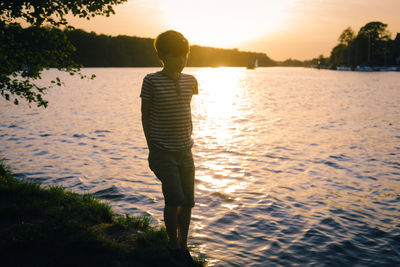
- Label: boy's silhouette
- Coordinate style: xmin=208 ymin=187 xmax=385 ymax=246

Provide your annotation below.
xmin=140 ymin=30 xmax=199 ymax=266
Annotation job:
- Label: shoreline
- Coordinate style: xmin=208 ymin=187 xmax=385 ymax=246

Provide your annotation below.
xmin=0 ymin=160 xmax=206 ymax=266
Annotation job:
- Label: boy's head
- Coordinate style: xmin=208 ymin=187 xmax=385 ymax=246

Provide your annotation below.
xmin=154 ymin=30 xmax=189 ymax=64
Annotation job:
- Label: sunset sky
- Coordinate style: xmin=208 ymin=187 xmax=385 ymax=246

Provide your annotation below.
xmin=69 ymin=0 xmax=400 ymax=61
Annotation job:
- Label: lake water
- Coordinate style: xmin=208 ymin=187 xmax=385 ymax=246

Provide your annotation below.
xmin=1 ymin=67 xmax=399 ymax=266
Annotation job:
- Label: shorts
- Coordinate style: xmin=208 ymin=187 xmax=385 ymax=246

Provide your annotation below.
xmin=148 ymin=146 xmax=195 ymax=207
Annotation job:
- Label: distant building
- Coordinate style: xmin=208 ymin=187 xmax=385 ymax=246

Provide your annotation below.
xmin=393 ymin=33 xmax=400 ymax=65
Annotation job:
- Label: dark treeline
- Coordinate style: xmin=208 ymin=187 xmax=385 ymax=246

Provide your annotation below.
xmin=66 ymin=29 xmax=276 ymax=67
xmin=278 ymin=58 xmax=305 ymax=67
xmin=330 ymin=21 xmax=399 ymax=67
xmin=10 ymin=21 xmax=397 ymax=70
xmin=276 ymin=55 xmax=330 ymax=68
xmin=278 ymin=21 xmax=400 ymax=68
xmin=66 ymin=30 xmax=160 ymax=67
xmin=188 ymin=46 xmax=275 ymax=67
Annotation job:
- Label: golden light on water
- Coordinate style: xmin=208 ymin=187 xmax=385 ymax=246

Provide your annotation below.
xmin=197 ymin=68 xmax=241 ymax=117
xmin=192 ymin=68 xmax=253 ymax=196
xmin=193 ymin=67 xmax=248 ymax=145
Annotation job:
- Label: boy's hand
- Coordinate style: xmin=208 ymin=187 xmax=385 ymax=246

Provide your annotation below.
xmin=141 ymin=99 xmax=152 ymax=148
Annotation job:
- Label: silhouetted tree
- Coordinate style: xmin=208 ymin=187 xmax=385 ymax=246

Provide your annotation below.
xmin=354 ymin=21 xmax=391 ymax=65
xmin=338 ymin=27 xmax=355 ymax=46
xmin=0 ymin=0 xmax=127 ymax=107
xmin=330 ymin=21 xmax=394 ymax=67
xmin=330 ymin=44 xmax=348 ymax=66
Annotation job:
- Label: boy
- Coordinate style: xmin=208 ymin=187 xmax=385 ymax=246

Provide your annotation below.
xmin=140 ymin=30 xmax=199 ymax=266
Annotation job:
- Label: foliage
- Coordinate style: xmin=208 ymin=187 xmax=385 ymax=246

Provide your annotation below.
xmin=0 ymin=0 xmax=127 ymax=107
xmin=278 ymin=58 xmax=305 ymax=67
xmin=66 ymin=29 xmax=276 ymax=68
xmin=280 ymin=21 xmax=398 ymax=68
xmin=330 ymin=43 xmax=350 ymax=66
xmin=114 ymin=213 xmax=152 ymax=231
xmin=188 ymin=45 xmax=276 ymax=67
xmin=330 ymin=21 xmax=396 ymax=67
xmin=0 ymin=23 xmax=83 ymax=107
xmin=338 ymin=27 xmax=355 ymax=45
xmin=358 ymin=22 xmax=391 ymax=41
xmin=66 ymin=29 xmax=161 ymax=67
xmin=303 ymin=54 xmax=330 ymax=67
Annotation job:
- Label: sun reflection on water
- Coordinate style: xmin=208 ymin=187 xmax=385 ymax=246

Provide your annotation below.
xmin=192 ymin=67 xmax=250 ymax=146
xmin=195 ymin=67 xmax=243 ymax=117
xmin=191 ymin=67 xmax=254 ymax=198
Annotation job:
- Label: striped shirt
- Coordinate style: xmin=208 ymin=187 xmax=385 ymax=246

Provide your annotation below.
xmin=140 ymin=71 xmax=198 ymax=151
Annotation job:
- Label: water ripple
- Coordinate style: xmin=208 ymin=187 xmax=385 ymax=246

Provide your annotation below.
xmin=0 ymin=68 xmax=399 ymax=266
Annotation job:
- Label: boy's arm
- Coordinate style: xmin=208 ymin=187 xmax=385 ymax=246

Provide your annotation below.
xmin=141 ymin=99 xmax=152 ymax=149
xmin=190 ymin=76 xmax=198 ymax=134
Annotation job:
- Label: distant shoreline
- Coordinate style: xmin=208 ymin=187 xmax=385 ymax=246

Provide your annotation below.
xmin=45 ymin=65 xmax=400 ymax=72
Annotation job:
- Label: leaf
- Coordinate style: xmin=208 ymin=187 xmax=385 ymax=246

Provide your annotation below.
xmin=1 ymin=0 xmax=128 ymax=108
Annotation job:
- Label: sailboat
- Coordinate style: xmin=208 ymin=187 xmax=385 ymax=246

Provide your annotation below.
xmin=246 ymin=58 xmax=258 ymax=69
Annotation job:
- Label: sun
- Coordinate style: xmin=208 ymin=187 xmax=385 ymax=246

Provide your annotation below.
xmin=160 ymin=0 xmax=297 ymax=48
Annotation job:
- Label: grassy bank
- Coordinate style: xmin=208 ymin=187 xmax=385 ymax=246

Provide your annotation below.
xmin=0 ymin=161 xmax=205 ymax=266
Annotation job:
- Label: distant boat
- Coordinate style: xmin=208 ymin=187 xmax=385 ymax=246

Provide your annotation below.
xmin=247 ymin=58 xmax=258 ymax=69
xmin=356 ymin=65 xmax=373 ymax=72
xmin=379 ymin=66 xmax=398 ymax=71
xmin=337 ymin=66 xmax=352 ymax=71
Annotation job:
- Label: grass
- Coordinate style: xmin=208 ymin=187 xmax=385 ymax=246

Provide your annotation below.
xmin=0 ymin=160 xmax=206 ymax=266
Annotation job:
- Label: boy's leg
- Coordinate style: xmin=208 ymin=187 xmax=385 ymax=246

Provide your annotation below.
xmin=177 ymin=205 xmax=192 ymax=249
xmin=149 ymin=148 xmax=186 ymax=249
xmin=164 ymin=205 xmax=180 ymax=249
xmin=177 ymin=149 xmax=195 ymax=249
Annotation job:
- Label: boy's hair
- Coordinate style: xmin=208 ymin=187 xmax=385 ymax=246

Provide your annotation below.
xmin=154 ymin=30 xmax=189 ymax=58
